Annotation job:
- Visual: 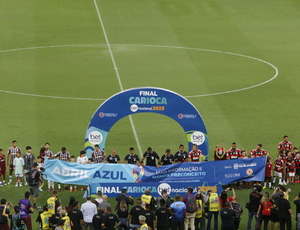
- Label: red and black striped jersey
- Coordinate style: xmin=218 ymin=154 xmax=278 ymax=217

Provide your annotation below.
xmin=294 ymin=157 xmax=300 ymax=169
xmin=274 ymin=158 xmax=284 ymax=172
xmin=278 ymin=141 xmax=292 ymax=151
xmin=250 ymin=149 xmax=268 ymax=157
xmin=7 ymin=147 xmax=21 ymax=164
xmin=226 ymin=148 xmax=241 ymax=160
xmin=287 ymin=163 xmax=296 ymax=172
xmin=54 ymin=151 xmax=70 ymax=161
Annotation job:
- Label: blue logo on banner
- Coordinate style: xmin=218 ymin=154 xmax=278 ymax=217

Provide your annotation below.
xmin=84 ymin=87 xmax=209 ymax=157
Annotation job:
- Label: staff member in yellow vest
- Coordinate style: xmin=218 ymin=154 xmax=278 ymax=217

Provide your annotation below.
xmin=139 ymin=215 xmax=148 ymax=230
xmin=60 ymin=209 xmax=71 ymax=230
xmin=195 ymin=192 xmax=206 ymax=230
xmin=47 ymin=190 xmax=61 ymax=215
xmin=206 ymin=190 xmax=220 ymax=230
xmin=36 ymin=205 xmax=52 ymax=230
xmin=141 ymin=189 xmax=155 ymax=210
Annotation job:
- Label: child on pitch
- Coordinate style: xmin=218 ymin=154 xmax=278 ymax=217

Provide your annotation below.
xmin=273 ymin=154 xmax=285 ymax=185
xmin=0 ymin=148 xmax=7 ymax=186
xmin=295 ymin=153 xmax=300 ymax=183
xmin=37 ymin=156 xmax=44 ymax=191
xmin=69 ymin=156 xmax=77 ymax=192
xmin=13 ymin=152 xmax=25 ymax=187
xmin=240 ymin=150 xmax=251 ymax=189
xmin=77 ymin=150 xmax=88 ymax=191
xmin=23 ymin=146 xmax=35 ymax=186
xmin=263 ymin=156 xmax=273 ymax=189
xmin=287 ymin=159 xmax=296 ymax=184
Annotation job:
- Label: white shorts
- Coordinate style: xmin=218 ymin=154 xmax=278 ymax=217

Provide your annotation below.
xmin=274 ymin=171 xmax=282 ymax=178
xmin=289 ymin=172 xmax=295 ymax=177
xmin=15 ymin=173 xmax=23 ymax=177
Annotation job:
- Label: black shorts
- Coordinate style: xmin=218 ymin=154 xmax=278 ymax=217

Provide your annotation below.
xmin=270 ymin=209 xmax=279 ymax=223
xmin=296 ymin=169 xmax=300 ymax=176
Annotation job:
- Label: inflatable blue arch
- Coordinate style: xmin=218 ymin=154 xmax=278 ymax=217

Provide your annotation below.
xmin=84 ymin=87 xmax=208 ymax=157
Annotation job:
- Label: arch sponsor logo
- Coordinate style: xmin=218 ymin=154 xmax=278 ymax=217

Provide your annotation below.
xmin=88 ymin=131 xmax=103 ymax=145
xmin=190 ymin=131 xmax=205 ymax=145
xmin=157 ymin=183 xmax=171 ymax=195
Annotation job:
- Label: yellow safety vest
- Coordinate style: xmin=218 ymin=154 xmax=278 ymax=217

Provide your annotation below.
xmin=62 ymin=216 xmax=71 ymax=230
xmin=47 ymin=197 xmax=57 ymax=215
xmin=140 ymin=223 xmax=148 ymax=230
xmin=141 ymin=194 xmax=152 ymax=209
xmin=209 ymin=193 xmax=220 ymax=212
xmin=40 ymin=211 xmax=52 ymax=230
xmin=195 ymin=199 xmax=203 ymax=218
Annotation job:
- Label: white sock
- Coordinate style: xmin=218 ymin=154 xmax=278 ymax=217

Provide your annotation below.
xmin=70 ymin=186 xmax=73 ymax=190
xmin=48 ymin=181 xmax=51 ymax=189
xmin=9 ymin=175 xmax=12 ymax=180
xmin=269 ymin=182 xmax=271 ymax=187
xmin=58 ymin=184 xmax=61 ymax=189
xmin=264 ymin=182 xmax=266 ymax=187
xmin=273 ymin=177 xmax=276 ymax=183
xmin=74 ymin=185 xmax=76 ymax=189
xmin=279 ymin=178 xmax=282 ymax=183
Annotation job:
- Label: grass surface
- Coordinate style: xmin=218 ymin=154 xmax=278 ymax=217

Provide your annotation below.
xmin=1 ymin=0 xmax=300 ymax=229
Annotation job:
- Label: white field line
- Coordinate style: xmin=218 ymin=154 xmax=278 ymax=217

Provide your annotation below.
xmin=93 ymin=0 xmax=143 ymax=156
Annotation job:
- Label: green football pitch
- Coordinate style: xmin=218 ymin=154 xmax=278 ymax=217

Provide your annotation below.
xmin=1 ymin=0 xmax=300 ymax=229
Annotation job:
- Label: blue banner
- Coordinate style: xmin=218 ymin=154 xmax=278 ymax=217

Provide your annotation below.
xmin=84 ymin=87 xmax=209 ymax=157
xmin=87 ymin=181 xmax=223 ymax=198
xmin=44 ymin=157 xmax=266 ymax=185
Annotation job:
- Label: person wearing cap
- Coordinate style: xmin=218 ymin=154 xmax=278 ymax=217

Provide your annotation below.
xmin=29 ymin=162 xmax=43 ymax=208
xmin=140 ymin=147 xmax=161 ymax=167
xmin=139 ymin=215 xmax=148 ymax=230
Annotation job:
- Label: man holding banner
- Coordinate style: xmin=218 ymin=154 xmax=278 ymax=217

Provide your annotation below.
xmin=140 ymin=147 xmax=161 ymax=167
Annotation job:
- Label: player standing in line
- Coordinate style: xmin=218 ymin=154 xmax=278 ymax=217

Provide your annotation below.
xmin=0 ymin=149 xmax=7 ymax=186
xmin=287 ymin=159 xmax=296 ymax=184
xmin=124 ymin=147 xmax=140 ymax=164
xmin=263 ymin=156 xmax=273 ymax=189
xmin=7 ymin=140 xmax=21 ymax=184
xmin=277 ymin=135 xmax=292 ymax=153
xmin=51 ymin=147 xmax=70 ymax=192
xmin=105 ymin=149 xmax=121 ymax=163
xmin=23 ymin=146 xmax=35 ymax=186
xmin=174 ymin=144 xmax=188 ymax=163
xmin=250 ymin=144 xmax=268 ymax=186
xmin=188 ymin=144 xmax=205 ymax=162
xmin=226 ymin=142 xmax=242 ymax=189
xmin=161 ymin=149 xmax=174 ymax=165
xmin=77 ymin=150 xmax=88 ymax=191
xmin=91 ymin=144 xmax=106 ymax=163
xmin=214 ymin=143 xmax=226 ymax=161
xmin=240 ymin=150 xmax=251 ymax=189
xmin=36 ymin=156 xmax=45 ymax=191
xmin=283 ymin=151 xmax=294 ymax=184
xmin=273 ymin=154 xmax=285 ymax=185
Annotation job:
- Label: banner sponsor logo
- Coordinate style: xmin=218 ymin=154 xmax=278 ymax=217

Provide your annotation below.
xmin=190 ymin=131 xmax=205 ymax=145
xmin=178 ymin=114 xmax=197 ymax=119
xmin=99 ymin=112 xmax=118 ymax=118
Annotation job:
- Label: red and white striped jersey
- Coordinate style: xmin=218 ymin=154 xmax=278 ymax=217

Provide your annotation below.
xmin=274 ymin=158 xmax=284 ymax=172
xmin=226 ymin=148 xmax=241 ymax=160
xmin=54 ymin=151 xmax=70 ymax=161
xmin=250 ymin=149 xmax=268 ymax=157
xmin=44 ymin=150 xmax=53 ymax=158
xmin=7 ymin=147 xmax=21 ymax=165
xmin=278 ymin=141 xmax=292 ymax=151
xmin=91 ymin=150 xmax=105 ymax=163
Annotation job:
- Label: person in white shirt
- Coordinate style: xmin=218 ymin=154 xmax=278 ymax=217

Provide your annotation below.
xmin=81 ymin=195 xmax=97 ymax=230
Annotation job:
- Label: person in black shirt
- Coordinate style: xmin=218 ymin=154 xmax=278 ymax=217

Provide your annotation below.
xmin=277 ymin=191 xmax=293 ymax=230
xmin=50 ymin=206 xmax=62 ymax=229
xmin=155 ymin=199 xmax=170 ymax=230
xmin=124 ymin=147 xmax=140 ymax=164
xmin=105 ymin=149 xmax=121 ymax=163
xmin=67 ymin=201 xmax=83 ymax=230
xmin=293 ymin=193 xmax=300 ymax=221
xmin=174 ymin=144 xmax=188 ymax=163
xmin=161 ymin=149 xmax=174 ymax=166
xmin=247 ymin=186 xmax=263 ymax=230
xmin=128 ymin=198 xmax=144 ymax=229
xmin=140 ymin=147 xmax=161 ymax=167
xmin=115 ymin=188 xmax=134 ymax=211
xmin=142 ymin=203 xmax=156 ymax=230
xmin=92 ymin=206 xmax=104 ymax=230
xmin=101 ymin=207 xmax=120 ymax=230
xmin=116 ymin=200 xmax=128 ymax=230
xmin=220 ymin=202 xmax=236 ymax=230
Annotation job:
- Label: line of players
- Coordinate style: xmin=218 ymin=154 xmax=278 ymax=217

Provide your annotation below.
xmin=214 ymin=135 xmax=300 ymax=189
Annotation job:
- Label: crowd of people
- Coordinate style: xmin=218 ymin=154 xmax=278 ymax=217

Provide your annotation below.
xmin=0 ymin=135 xmax=300 ymax=230
xmin=1 ymin=184 xmax=300 ymax=230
